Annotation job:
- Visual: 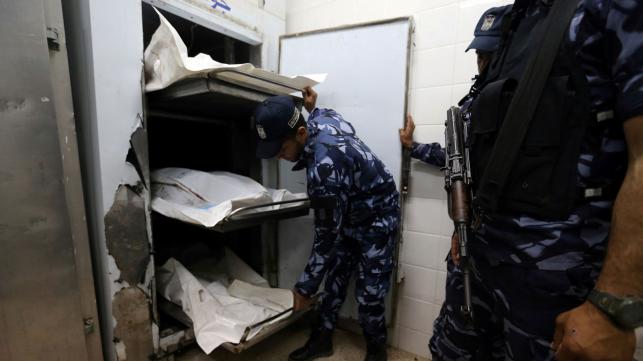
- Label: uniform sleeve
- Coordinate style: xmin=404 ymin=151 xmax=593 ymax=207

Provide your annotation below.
xmin=607 ymin=0 xmax=643 ymax=121
xmin=573 ymin=0 xmax=643 ymax=121
xmin=410 ymin=142 xmax=446 ymax=167
xmin=294 ymin=153 xmax=349 ymax=297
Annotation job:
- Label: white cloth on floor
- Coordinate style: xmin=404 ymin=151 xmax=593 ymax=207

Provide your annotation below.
xmin=143 ymin=8 xmax=325 ymax=93
xmin=157 ymin=250 xmax=293 ymax=353
xmin=151 ymin=168 xmax=306 ymax=228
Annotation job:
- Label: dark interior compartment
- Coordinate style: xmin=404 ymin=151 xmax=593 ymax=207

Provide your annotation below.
xmin=147 ymin=112 xmax=265 ymax=332
xmin=147 ymin=113 xmax=259 ymax=178
xmin=142 ymin=2 xmax=251 ymax=64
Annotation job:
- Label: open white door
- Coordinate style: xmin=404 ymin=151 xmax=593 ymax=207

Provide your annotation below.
xmin=277 ymin=18 xmax=413 ymax=324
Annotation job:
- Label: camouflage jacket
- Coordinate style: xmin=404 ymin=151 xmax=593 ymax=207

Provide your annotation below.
xmin=472 ymin=0 xmax=642 ymax=270
xmin=293 ymin=108 xmax=400 ymax=296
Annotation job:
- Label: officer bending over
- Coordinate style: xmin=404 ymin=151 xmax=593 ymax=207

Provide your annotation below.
xmin=254 ymin=87 xmax=400 ymax=361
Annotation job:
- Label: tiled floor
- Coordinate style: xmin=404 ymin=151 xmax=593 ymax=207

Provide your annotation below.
xmin=175 ymin=321 xmax=429 ymax=361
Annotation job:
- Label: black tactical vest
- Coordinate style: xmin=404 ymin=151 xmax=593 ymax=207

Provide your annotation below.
xmin=469 ymin=0 xmax=592 ymax=220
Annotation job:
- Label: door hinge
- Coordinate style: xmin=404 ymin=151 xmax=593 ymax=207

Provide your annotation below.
xmin=46 ymin=27 xmax=60 ymax=51
xmin=83 ymin=317 xmax=95 ymax=334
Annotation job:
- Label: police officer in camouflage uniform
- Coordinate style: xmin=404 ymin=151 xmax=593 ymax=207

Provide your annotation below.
xmin=399 ymin=5 xmax=512 ymax=167
xmin=399 ymin=6 xmax=512 ymax=359
xmin=254 ymin=87 xmax=400 ymax=361
xmin=413 ymin=0 xmax=643 ymax=360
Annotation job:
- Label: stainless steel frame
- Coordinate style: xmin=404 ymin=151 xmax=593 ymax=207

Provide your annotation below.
xmin=0 ymin=0 xmax=102 ymax=359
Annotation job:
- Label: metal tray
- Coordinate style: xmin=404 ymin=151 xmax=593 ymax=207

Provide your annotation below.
xmin=212 ymin=198 xmax=310 ymax=232
xmin=157 ymin=297 xmax=312 ymax=355
xmin=152 ymin=198 xmax=310 ymax=233
xmin=146 ymin=76 xmax=303 ymax=121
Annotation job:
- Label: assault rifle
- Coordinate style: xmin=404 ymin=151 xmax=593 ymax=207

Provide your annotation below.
xmin=444 ymin=106 xmax=474 ymax=323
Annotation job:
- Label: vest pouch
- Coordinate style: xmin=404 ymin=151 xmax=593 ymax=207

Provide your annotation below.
xmin=501 ymin=75 xmax=584 ymax=218
xmin=470 ymin=78 xmax=517 ymax=186
xmin=472 ymin=74 xmax=587 ymax=219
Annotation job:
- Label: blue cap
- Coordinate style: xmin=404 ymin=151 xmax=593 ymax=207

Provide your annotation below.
xmin=254 ymin=95 xmax=302 ymax=159
xmin=466 ymin=5 xmax=512 ymax=52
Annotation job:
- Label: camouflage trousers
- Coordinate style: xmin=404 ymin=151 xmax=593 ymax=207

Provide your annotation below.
xmin=429 ymin=249 xmax=599 ymax=360
xmin=315 ymin=223 xmax=397 ymax=344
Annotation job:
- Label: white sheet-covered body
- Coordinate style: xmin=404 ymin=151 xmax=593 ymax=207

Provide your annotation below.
xmin=157 ymin=248 xmax=293 ymax=353
xmin=151 ymin=168 xmax=305 ymax=228
xmin=143 ymin=8 xmax=325 ymax=93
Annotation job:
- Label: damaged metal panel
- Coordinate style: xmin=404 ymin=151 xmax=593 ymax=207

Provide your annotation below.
xmin=44 ymin=0 xmax=105 ymax=357
xmin=0 ymin=0 xmax=96 ymax=359
xmin=106 ymin=185 xmax=151 ymax=286
xmin=105 ymin=103 xmax=158 ymax=360
xmin=62 ymin=0 xmax=155 ymax=359
xmin=102 ymin=130 xmax=157 ymax=361
xmin=113 ymin=287 xmax=155 ymax=361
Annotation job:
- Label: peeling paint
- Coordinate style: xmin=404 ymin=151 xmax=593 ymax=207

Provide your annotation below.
xmin=113 ymin=287 xmax=154 ymax=361
xmin=99 ymin=113 xmax=156 ymax=359
xmin=105 ymin=185 xmax=151 ymax=286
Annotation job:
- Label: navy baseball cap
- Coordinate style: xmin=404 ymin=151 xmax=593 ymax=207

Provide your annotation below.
xmin=466 ymin=5 xmax=512 ymax=52
xmin=254 ymin=95 xmax=302 ymax=159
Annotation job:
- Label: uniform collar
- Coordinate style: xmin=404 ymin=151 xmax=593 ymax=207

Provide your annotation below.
xmin=291 ymin=110 xmax=320 ymax=171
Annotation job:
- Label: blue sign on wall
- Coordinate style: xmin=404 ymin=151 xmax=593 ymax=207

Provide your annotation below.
xmin=211 ymin=0 xmax=231 ymax=11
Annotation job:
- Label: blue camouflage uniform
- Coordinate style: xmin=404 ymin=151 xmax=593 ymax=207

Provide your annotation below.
xmin=427 ymin=1 xmax=643 ymax=360
xmin=292 ymin=108 xmax=400 ymax=344
xmin=409 ymin=91 xmax=508 ymax=360
xmin=410 ymin=141 xmax=446 ymax=167
xmin=409 ymin=93 xmax=474 ymax=167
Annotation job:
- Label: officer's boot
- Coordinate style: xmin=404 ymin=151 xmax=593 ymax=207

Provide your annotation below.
xmin=364 ymin=342 xmax=387 ymax=361
xmin=288 ymin=328 xmax=333 ymax=361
